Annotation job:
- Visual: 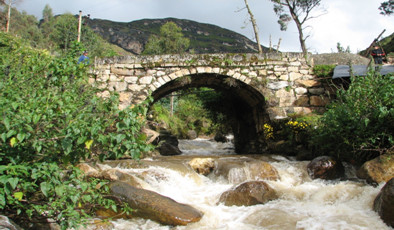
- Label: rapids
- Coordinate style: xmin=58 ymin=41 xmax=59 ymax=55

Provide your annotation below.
xmin=109 ymin=138 xmax=392 ymax=230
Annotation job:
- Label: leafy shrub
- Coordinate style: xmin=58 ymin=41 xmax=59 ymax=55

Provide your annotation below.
xmin=0 ymin=33 xmax=152 ymax=164
xmin=0 ymin=32 xmax=150 ymax=228
xmin=0 ymin=162 xmax=129 ymax=229
xmin=311 ymin=70 xmax=394 ymax=163
xmin=313 ymin=64 xmax=336 ymax=78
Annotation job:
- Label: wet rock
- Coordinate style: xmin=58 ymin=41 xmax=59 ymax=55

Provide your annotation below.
xmin=307 ymin=156 xmax=344 ymax=180
xmin=155 ymin=130 xmax=182 ymax=156
xmin=214 ymin=132 xmax=228 ymax=143
xmin=0 ymin=215 xmax=22 ymax=230
xmin=188 ymin=158 xmax=215 ymax=175
xmin=109 ymin=181 xmax=203 ymax=226
xmin=214 ymin=158 xmax=280 ymax=184
xmin=157 ymin=142 xmax=182 ymax=156
xmin=218 ymin=181 xmax=278 ymax=206
xmin=76 ymin=163 xmax=101 ymax=178
xmin=78 ymin=219 xmax=115 ymax=230
xmin=373 ymin=177 xmax=394 ymax=228
xmin=186 ymin=130 xmax=198 ymax=140
xmin=356 ymin=154 xmax=394 ymax=184
xmin=101 ymin=168 xmax=142 ymax=188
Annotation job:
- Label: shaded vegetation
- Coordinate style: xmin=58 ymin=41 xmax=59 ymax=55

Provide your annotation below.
xmin=150 ymin=88 xmax=231 ymax=139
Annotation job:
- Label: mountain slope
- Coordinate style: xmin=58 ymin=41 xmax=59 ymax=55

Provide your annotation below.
xmin=86 ymin=17 xmax=268 ymax=55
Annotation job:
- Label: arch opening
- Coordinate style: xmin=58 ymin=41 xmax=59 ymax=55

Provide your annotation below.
xmin=149 ymin=73 xmax=270 ymax=154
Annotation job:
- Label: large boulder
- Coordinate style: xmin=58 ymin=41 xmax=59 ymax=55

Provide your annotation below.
xmin=76 ymin=163 xmax=101 ymax=178
xmin=154 ymin=130 xmax=182 ymax=156
xmin=307 ymin=156 xmax=344 ymax=180
xmin=373 ymin=177 xmax=394 ymax=228
xmin=214 ymin=158 xmax=280 ymax=184
xmin=0 ymin=215 xmax=22 ymax=230
xmin=188 ymin=158 xmax=215 ymax=176
xmin=109 ymin=181 xmax=203 ymax=226
xmin=356 ymin=154 xmax=394 ymax=184
xmin=218 ymin=181 xmax=278 ymax=206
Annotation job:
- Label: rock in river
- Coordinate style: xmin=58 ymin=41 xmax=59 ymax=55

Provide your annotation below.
xmin=218 ymin=181 xmax=278 ymax=206
xmin=109 ymin=181 xmax=203 ymax=226
xmin=373 ymin=177 xmax=394 ymax=228
xmin=307 ymin=156 xmax=344 ymax=180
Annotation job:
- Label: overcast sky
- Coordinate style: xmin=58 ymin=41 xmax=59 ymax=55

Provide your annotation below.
xmin=16 ymin=0 xmax=393 ymax=54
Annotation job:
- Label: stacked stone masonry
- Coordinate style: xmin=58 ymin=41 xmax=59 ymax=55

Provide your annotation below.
xmin=91 ymin=53 xmax=330 ymax=120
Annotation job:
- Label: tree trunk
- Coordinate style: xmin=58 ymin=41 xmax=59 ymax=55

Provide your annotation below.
xmin=288 ymin=6 xmax=308 ymax=57
xmin=6 ymin=1 xmax=11 ymax=32
xmin=244 ymin=0 xmax=263 ymax=54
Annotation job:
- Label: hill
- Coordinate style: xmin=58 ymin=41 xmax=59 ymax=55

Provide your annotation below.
xmin=86 ymin=17 xmax=268 ymax=55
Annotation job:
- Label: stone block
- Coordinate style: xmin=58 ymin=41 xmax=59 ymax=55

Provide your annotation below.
xmin=115 ymin=82 xmax=128 ymax=92
xmin=119 ymin=92 xmax=132 ymax=103
xmin=293 ymin=96 xmax=309 ymax=106
xmin=125 ymin=76 xmax=138 ymax=84
xmin=296 ymin=79 xmax=321 ymax=87
xmin=295 ymin=87 xmax=308 ymax=95
xmin=268 ymin=81 xmax=289 ymax=90
xmin=139 ymin=76 xmax=153 ymax=84
xmin=279 ymin=74 xmax=289 ymax=81
xmin=308 ymin=88 xmax=325 ymax=95
xmin=128 ymin=84 xmax=144 ymax=92
xmin=310 ymin=96 xmax=330 ymax=106
xmin=110 ymin=67 xmax=134 ymax=76
xmin=289 ymin=72 xmax=303 ymax=81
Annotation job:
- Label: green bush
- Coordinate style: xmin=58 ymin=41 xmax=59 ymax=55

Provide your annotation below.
xmin=313 ymin=64 xmax=336 ymax=78
xmin=0 ymin=32 xmax=150 ymax=228
xmin=311 ymin=70 xmax=394 ymax=163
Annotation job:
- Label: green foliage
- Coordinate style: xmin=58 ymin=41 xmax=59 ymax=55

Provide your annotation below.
xmin=150 ymin=88 xmax=229 ymax=138
xmin=379 ymin=0 xmax=393 ymax=15
xmin=313 ymin=64 xmax=336 ymax=78
xmin=0 ymin=34 xmax=152 ymax=164
xmin=151 ymin=89 xmax=210 ymax=138
xmin=311 ymin=70 xmax=394 ymax=163
xmin=336 ymin=42 xmax=351 ymax=53
xmin=143 ymin=21 xmax=190 ymax=55
xmin=0 ymin=162 xmax=125 ymax=230
xmin=0 ymin=32 xmax=150 ymax=228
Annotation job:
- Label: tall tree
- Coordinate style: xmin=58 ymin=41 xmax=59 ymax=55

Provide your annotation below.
xmin=379 ymin=0 xmax=393 ymax=15
xmin=3 ymin=0 xmax=22 ymax=32
xmin=243 ymin=0 xmax=263 ymax=54
xmin=270 ymin=0 xmax=323 ymax=56
xmin=42 ymin=4 xmax=53 ymax=22
xmin=143 ymin=21 xmax=190 ymax=55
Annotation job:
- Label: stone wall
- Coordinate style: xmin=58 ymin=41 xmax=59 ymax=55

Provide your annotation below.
xmin=91 ymin=53 xmax=330 ymax=120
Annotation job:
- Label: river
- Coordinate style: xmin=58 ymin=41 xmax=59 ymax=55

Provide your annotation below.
xmin=108 ymin=138 xmax=391 ymax=230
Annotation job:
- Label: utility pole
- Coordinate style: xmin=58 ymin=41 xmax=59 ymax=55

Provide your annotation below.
xmin=77 ymin=10 xmax=82 ymax=42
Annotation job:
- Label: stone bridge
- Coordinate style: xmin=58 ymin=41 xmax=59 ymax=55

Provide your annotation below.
xmin=91 ymin=53 xmax=330 ymax=153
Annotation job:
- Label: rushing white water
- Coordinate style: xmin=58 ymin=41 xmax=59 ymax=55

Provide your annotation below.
xmin=110 ymin=139 xmax=392 ymax=230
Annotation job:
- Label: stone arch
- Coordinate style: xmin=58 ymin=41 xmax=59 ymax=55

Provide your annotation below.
xmin=149 ymin=70 xmax=270 ymax=154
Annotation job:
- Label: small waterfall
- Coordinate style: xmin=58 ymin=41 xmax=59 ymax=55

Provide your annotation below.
xmin=109 ymin=139 xmax=391 ymax=230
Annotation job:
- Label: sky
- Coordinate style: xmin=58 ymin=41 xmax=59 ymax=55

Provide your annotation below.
xmin=15 ymin=0 xmax=394 ymax=54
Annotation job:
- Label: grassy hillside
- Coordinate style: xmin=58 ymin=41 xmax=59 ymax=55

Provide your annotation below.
xmin=86 ymin=17 xmax=267 ymax=55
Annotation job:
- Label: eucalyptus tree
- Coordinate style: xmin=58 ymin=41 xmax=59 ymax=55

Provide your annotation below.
xmin=2 ymin=0 xmax=22 ymax=32
xmin=379 ymin=0 xmax=393 ymax=15
xmin=270 ymin=0 xmax=324 ymax=57
xmin=243 ymin=0 xmax=263 ymax=54
xmin=143 ymin=21 xmax=190 ymax=55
